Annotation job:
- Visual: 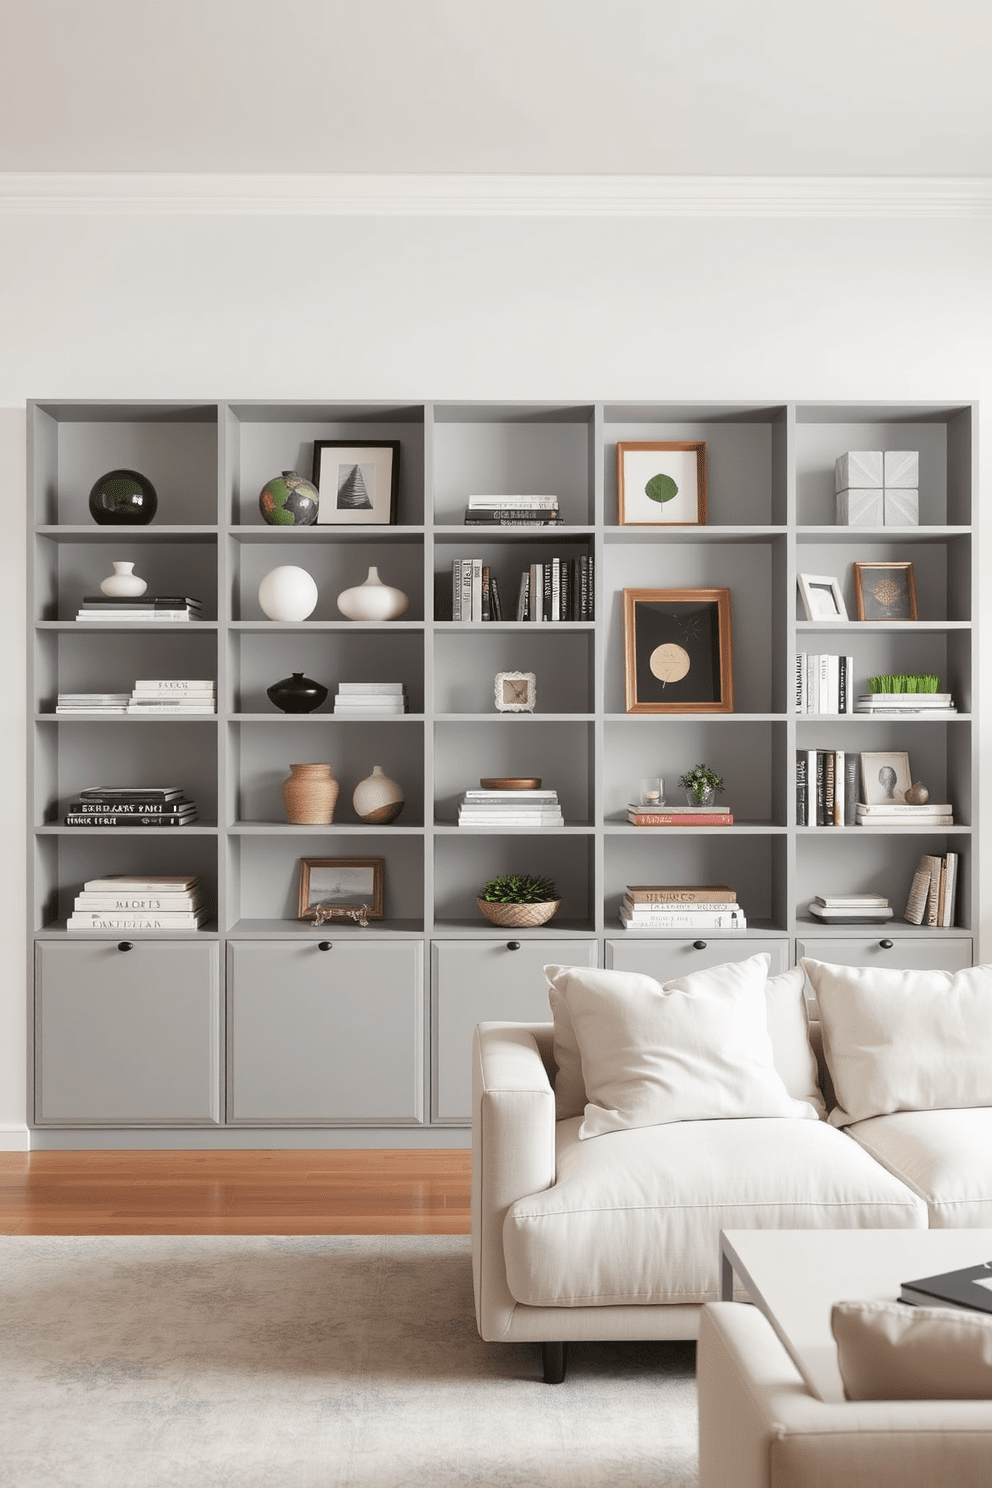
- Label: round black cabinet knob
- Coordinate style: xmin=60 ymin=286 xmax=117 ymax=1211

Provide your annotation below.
xmin=879 ymin=939 xmax=894 ymax=949
xmin=506 ymin=941 xmax=521 ymax=951
xmin=117 ymin=941 xmax=133 ymax=952
xmin=692 ymin=940 xmax=707 ymax=950
xmin=318 ymin=941 xmax=333 ymax=951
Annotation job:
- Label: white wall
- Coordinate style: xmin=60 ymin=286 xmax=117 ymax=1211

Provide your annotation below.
xmin=2 ymin=205 xmax=990 ymax=1143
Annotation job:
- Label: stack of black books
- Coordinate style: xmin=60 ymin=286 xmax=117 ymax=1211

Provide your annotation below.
xmin=75 ymin=595 xmax=203 ymax=622
xmin=64 ymin=786 xmax=199 ymax=827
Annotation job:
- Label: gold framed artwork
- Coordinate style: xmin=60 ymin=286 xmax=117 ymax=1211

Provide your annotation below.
xmin=616 ymin=441 xmax=707 ymax=526
xmin=853 ymin=562 xmax=918 ymax=621
xmin=622 ymin=588 xmax=734 ymax=713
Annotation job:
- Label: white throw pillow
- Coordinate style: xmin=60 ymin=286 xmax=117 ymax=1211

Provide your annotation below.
xmin=832 ymin=1298 xmax=992 ymax=1400
xmin=546 ymin=954 xmax=817 ymax=1139
xmin=801 ymin=958 xmax=992 ymax=1126
xmin=550 ymin=961 xmax=825 ymax=1121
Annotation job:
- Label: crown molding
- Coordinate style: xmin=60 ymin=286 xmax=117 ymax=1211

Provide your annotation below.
xmin=0 ymin=173 xmax=990 ymax=217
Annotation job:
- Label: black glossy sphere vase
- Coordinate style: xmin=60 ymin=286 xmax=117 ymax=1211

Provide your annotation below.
xmin=88 ymin=468 xmax=159 ymax=525
xmin=266 ymin=672 xmax=329 ymax=714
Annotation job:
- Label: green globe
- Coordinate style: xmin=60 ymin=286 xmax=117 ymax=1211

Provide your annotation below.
xmin=259 ymin=471 xmax=319 ymax=526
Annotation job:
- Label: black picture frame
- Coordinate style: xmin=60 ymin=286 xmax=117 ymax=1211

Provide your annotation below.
xmin=312 ymin=441 xmax=400 ymax=525
xmin=623 ymin=588 xmax=734 ymax=713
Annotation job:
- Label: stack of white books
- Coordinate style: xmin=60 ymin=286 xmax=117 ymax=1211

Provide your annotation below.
xmin=457 ymin=788 xmax=564 ymax=827
xmin=463 ymin=495 xmax=562 ymax=526
xmin=67 ymin=874 xmax=208 ymax=930
xmin=333 ymin=682 xmax=407 ymax=714
xmin=856 ymin=801 xmax=954 ymax=827
xmin=75 ymin=595 xmax=203 ymax=622
xmin=855 ymin=692 xmax=957 ymax=716
xmin=619 ymin=884 xmax=746 ymax=930
xmin=808 ymin=894 xmax=893 ymax=924
xmin=55 ymin=692 xmax=130 ymax=715
xmin=126 ymin=679 xmax=217 ymax=715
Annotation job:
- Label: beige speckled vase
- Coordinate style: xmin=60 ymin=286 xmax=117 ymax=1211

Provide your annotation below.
xmin=352 ymin=764 xmax=404 ymax=824
xmin=282 ymin=763 xmax=339 ymax=824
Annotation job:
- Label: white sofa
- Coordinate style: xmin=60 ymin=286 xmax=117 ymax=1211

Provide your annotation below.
xmin=471 ymin=956 xmax=992 ymax=1383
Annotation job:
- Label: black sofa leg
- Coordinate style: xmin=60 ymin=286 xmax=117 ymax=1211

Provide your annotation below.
xmin=542 ymin=1341 xmax=568 ymax=1384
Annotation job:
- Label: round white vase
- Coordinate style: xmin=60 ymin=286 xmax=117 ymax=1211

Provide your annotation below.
xmin=258 ymin=565 xmax=319 ymax=622
xmin=100 ymin=561 xmax=147 ymax=597
xmin=336 ymin=566 xmax=409 ymax=621
xmin=352 ymin=764 xmax=405 ymax=824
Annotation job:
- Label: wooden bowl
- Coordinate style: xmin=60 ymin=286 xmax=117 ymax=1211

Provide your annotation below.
xmin=479 ymin=777 xmax=541 ymax=790
xmin=476 ymin=897 xmax=561 ymax=928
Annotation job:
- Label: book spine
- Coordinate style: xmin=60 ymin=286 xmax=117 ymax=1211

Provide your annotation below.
xmin=818 ymin=656 xmax=830 ymax=715
xmin=464 ymin=508 xmax=560 ymax=520
xmin=942 ymin=852 xmax=958 ymax=927
xmin=74 ymin=898 xmax=201 ymax=911
xmin=621 ymin=914 xmax=746 ymax=928
xmin=489 ymin=574 xmax=503 ymax=622
xmin=481 ymin=565 xmax=491 ymax=622
xmin=815 ymin=751 xmax=826 ymax=826
xmin=543 ymin=562 xmax=553 ymax=622
xmin=452 ymin=559 xmax=461 ymax=621
xmin=461 ymin=559 xmax=473 ymax=623
xmin=833 ymin=750 xmax=845 ymax=826
xmin=530 ymin=564 xmax=544 ymax=622
xmin=64 ymin=815 xmax=195 ymax=826
xmin=837 ymin=656 xmax=847 ymax=715
xmin=624 ymin=902 xmax=742 ymax=914
xmin=337 ymin=683 xmax=406 ymax=694
xmin=824 ymin=751 xmax=836 ymax=824
xmin=925 ymin=854 xmax=943 ymax=925
xmin=466 ymin=496 xmax=559 ymax=509
xmin=795 ymin=749 xmax=808 ymax=827
xmin=67 ymin=801 xmax=190 ymax=814
xmin=844 ymin=752 xmax=860 ymax=827
xmin=67 ymin=916 xmax=204 ymax=929
xmin=587 ymin=553 xmax=595 ymax=619
xmin=627 ymin=812 xmax=733 ymax=826
xmin=796 ymin=654 xmax=804 ymax=713
xmin=516 ymin=572 xmax=529 ymax=623
xmin=579 ymin=556 xmax=588 ymax=620
xmin=551 ymin=557 xmax=560 ymax=622
xmin=133 ymin=680 xmax=215 ymax=691
xmin=624 ymin=888 xmax=738 ymax=903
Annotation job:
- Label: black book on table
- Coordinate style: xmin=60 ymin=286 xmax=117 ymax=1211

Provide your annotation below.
xmin=900 ymin=1261 xmax=992 ymax=1313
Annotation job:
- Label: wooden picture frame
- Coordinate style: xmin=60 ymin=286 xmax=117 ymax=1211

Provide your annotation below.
xmin=297 ymin=857 xmax=384 ymax=920
xmin=623 ymin=588 xmax=733 ymax=713
xmin=853 ymin=561 xmax=918 ymax=621
xmin=617 ymin=441 xmax=707 ymax=526
xmin=798 ymin=573 xmax=848 ymax=622
xmin=312 ymin=441 xmax=400 ymax=525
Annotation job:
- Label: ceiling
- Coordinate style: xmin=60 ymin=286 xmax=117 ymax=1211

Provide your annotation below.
xmin=1 ymin=0 xmax=990 ymax=177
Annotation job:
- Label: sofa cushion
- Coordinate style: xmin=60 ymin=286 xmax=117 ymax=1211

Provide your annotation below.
xmin=551 ymin=961 xmax=825 ymax=1122
xmin=847 ymin=1108 xmax=992 ymax=1227
xmin=546 ymin=955 xmax=817 ymax=1138
xmin=832 ymin=1298 xmax=992 ymax=1400
xmin=802 ymin=958 xmax=992 ymax=1126
xmin=502 ymin=1117 xmax=926 ymax=1307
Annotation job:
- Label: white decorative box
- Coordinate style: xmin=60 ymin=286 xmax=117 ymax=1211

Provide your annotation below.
xmin=835 ymin=451 xmax=883 ymax=491
xmin=884 ymin=450 xmax=919 ymax=488
xmin=837 ymin=489 xmax=884 ymax=526
xmin=884 ymin=489 xmax=919 ymax=525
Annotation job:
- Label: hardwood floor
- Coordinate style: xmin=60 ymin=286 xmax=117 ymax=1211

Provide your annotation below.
xmin=0 ymin=1150 xmax=472 ymax=1236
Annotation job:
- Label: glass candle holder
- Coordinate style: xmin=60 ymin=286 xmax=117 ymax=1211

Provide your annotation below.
xmin=639 ymin=777 xmax=664 ymax=806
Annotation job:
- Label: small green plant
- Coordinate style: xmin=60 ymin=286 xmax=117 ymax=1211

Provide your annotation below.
xmin=678 ymin=763 xmax=724 ymax=802
xmin=867 ymin=673 xmax=941 ymax=694
xmin=479 ymin=873 xmax=558 ymax=904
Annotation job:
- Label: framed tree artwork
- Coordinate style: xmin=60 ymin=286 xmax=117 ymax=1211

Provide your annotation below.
xmin=623 ymin=588 xmax=734 ymax=713
xmin=312 ymin=441 xmax=400 ymax=525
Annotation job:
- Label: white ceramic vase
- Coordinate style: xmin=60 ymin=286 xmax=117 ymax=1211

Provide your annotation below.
xmin=336 ymin=566 xmax=409 ymax=621
xmin=100 ymin=561 xmax=147 ymax=597
xmin=258 ymin=565 xmax=319 ymax=622
xmin=352 ymin=764 xmax=404 ymax=824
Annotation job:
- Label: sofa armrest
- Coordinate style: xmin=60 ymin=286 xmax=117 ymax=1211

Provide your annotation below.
xmin=471 ymin=1022 xmax=557 ymax=1342
xmin=699 ymin=1303 xmax=992 ymax=1488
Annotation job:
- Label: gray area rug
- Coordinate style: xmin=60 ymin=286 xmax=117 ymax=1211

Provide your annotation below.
xmin=0 ymin=1234 xmax=697 ymax=1488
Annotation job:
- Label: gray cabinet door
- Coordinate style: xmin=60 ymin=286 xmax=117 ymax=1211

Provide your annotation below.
xmin=797 ymin=937 xmax=973 ymax=973
xmin=35 ymin=940 xmax=221 ymax=1125
xmin=432 ymin=937 xmax=597 ymax=1122
xmin=605 ymin=936 xmax=789 ymax=980
xmin=227 ymin=940 xmax=423 ymax=1124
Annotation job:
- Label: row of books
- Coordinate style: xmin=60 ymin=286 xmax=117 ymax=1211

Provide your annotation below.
xmin=626 ymin=802 xmax=733 ymax=826
xmin=63 ymin=786 xmax=199 ymax=828
xmin=905 ymin=851 xmax=959 ymax=926
xmin=796 ymin=654 xmax=855 ymax=714
xmin=795 ymin=751 xmax=954 ymax=828
xmin=55 ymin=679 xmax=218 ymax=715
xmin=463 ymin=495 xmax=564 ymax=527
xmin=333 ymin=682 xmax=407 ymax=715
xmin=457 ymin=788 xmax=564 ymax=827
xmin=67 ymin=874 xmax=207 ymax=930
xmin=451 ymin=557 xmax=594 ymax=622
xmin=75 ymin=595 xmax=203 ymax=622
xmin=619 ymin=883 xmax=746 ymax=930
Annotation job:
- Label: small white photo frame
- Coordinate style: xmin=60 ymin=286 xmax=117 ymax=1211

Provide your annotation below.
xmin=798 ymin=573 xmax=848 ymax=622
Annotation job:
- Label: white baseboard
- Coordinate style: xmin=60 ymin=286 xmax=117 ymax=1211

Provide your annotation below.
xmin=0 ymin=1125 xmax=30 ymax=1152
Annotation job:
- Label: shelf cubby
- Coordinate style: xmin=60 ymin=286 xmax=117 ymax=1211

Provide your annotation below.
xmin=432 ymin=404 xmax=594 ymax=526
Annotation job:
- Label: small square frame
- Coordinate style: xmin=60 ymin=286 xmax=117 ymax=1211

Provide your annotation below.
xmin=798 ymin=573 xmax=848 ymax=622
xmin=312 ymin=441 xmax=400 ymax=525
xmin=494 ymin=671 xmax=536 ymax=712
xmin=617 ymin=441 xmax=707 ymax=526
xmin=853 ymin=561 xmax=918 ymax=622
xmin=623 ymin=588 xmax=733 ymax=713
xmin=297 ymin=857 xmax=384 ymax=920
xmin=861 ymin=752 xmax=913 ymax=805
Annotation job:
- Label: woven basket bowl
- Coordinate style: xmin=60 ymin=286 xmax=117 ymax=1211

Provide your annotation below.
xmin=476 ymin=897 xmax=562 ymax=928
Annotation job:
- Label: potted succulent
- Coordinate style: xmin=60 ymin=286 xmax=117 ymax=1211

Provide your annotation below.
xmin=678 ymin=763 xmax=724 ymax=808
xmin=476 ymin=873 xmax=561 ymax=928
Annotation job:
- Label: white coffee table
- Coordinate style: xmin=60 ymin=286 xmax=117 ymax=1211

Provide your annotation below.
xmin=720 ymin=1227 xmax=992 ymax=1403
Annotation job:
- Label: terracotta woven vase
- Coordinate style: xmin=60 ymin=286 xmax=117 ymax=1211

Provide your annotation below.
xmin=476 ymin=898 xmax=561 ymax=928
xmin=282 ymin=763 xmax=339 ymax=825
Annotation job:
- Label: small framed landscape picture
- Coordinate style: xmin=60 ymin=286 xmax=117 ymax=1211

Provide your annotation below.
xmin=312 ymin=441 xmax=400 ymax=525
xmin=616 ymin=441 xmax=707 ymax=526
xmin=861 ymin=751 xmax=913 ymax=805
xmin=297 ymin=857 xmax=385 ymax=920
xmin=853 ymin=561 xmax=918 ymax=622
xmin=622 ymin=587 xmax=733 ymax=713
xmin=798 ymin=573 xmax=848 ymax=622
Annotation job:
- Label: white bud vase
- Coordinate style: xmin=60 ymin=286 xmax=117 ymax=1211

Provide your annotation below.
xmin=336 ymin=566 xmax=409 ymax=621
xmin=258 ymin=565 xmax=319 ymax=622
xmin=100 ymin=561 xmax=147 ymax=597
xmin=352 ymin=764 xmax=404 ymax=824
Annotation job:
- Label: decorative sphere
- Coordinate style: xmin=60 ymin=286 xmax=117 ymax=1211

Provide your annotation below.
xmin=88 ymin=469 xmax=158 ymax=526
xmin=905 ymin=781 xmax=930 ymax=805
xmin=259 ymin=470 xmax=319 ymax=526
xmin=258 ymin=565 xmax=319 ymax=622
